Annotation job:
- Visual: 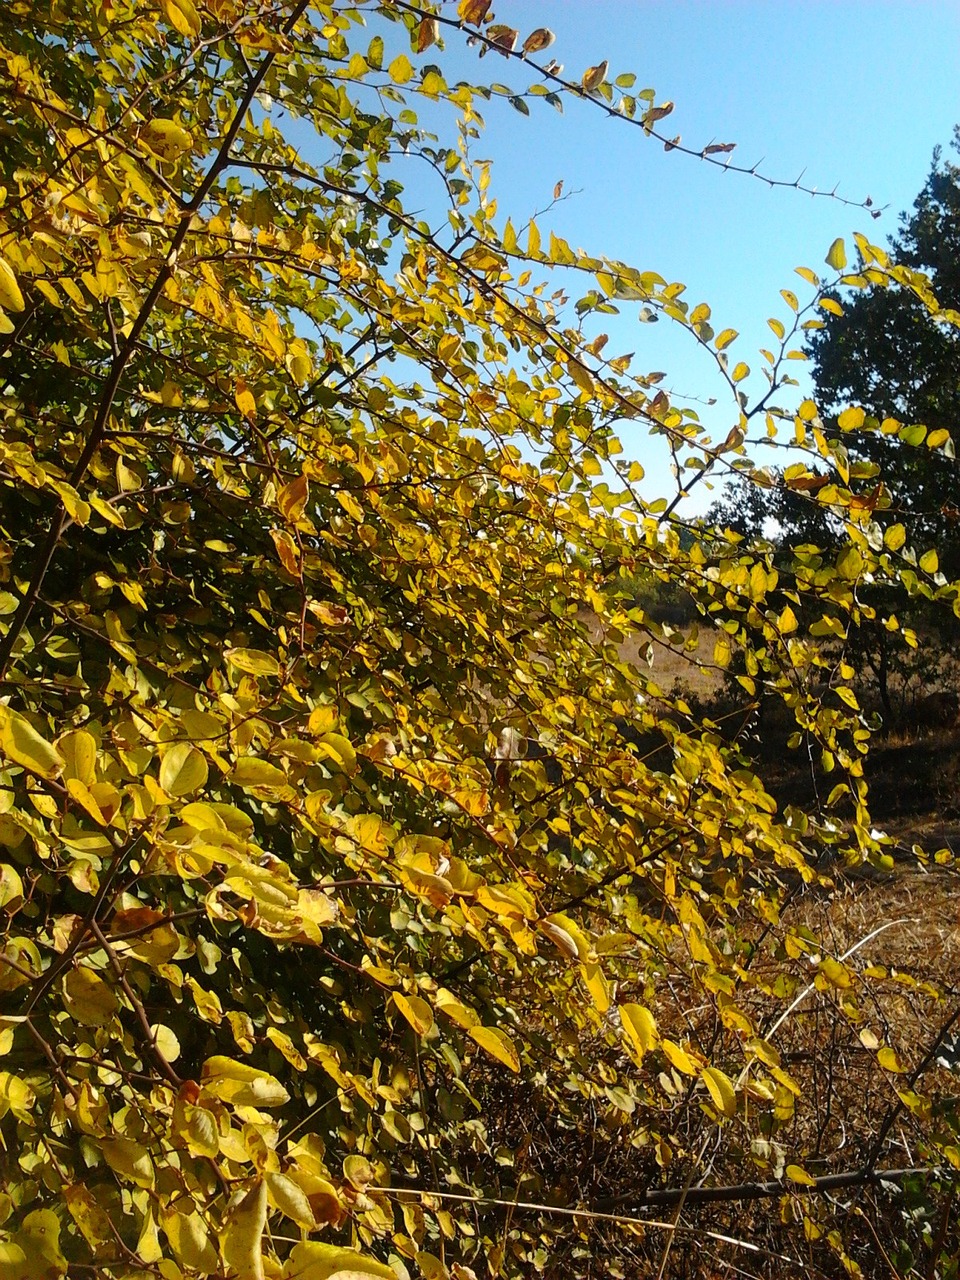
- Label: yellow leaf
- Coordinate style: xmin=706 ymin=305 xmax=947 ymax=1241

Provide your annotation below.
xmin=220 ymin=1179 xmax=267 ymax=1280
xmin=140 ymin=118 xmax=193 ymax=161
xmin=700 ymin=1065 xmax=736 ymax=1118
xmin=57 ymin=729 xmax=97 ymax=786
xmin=231 ymin=757 xmax=288 ymax=790
xmin=878 ymin=1045 xmax=907 ymax=1073
xmin=537 ymin=919 xmax=579 ymax=961
xmin=392 ymin=993 xmax=434 ymax=1037
xmin=101 ymin=1136 xmax=154 ymax=1188
xmin=620 ymin=1003 xmax=658 ymax=1061
xmin=162 ymin=0 xmax=201 ymax=37
xmin=541 ymin=912 xmax=590 ymax=959
xmin=568 ymin=360 xmax=595 ymax=397
xmin=63 ymin=1184 xmax=114 ymax=1252
xmin=0 ymin=865 xmax=23 ymax=911
xmin=234 ymin=379 xmax=257 ymax=420
xmin=224 ymin=647 xmax=280 ymax=677
xmin=201 ymin=1056 xmax=290 ymax=1107
xmin=825 ymin=237 xmax=847 ymax=270
xmin=475 ymin=882 xmax=535 ymax=919
xmin=7 ymin=1209 xmax=67 ymax=1279
xmin=163 ymin=1208 xmax=219 ymax=1273
xmin=343 ymin=1154 xmax=374 ymax=1189
xmin=581 ymin=962 xmax=611 ymax=1014
xmin=818 ymin=955 xmax=852 ymax=988
xmin=0 ymin=1072 xmax=35 ymax=1122
xmin=661 ymin=1038 xmax=698 ymax=1075
xmin=0 ymin=704 xmax=64 ymax=779
xmin=281 ymin=1242 xmax=397 ymax=1280
xmin=745 ymin=1035 xmax=780 ymax=1067
xmin=62 ymin=967 xmax=117 ymax=1027
xmin=266 ymin=1172 xmax=316 ymax=1229
xmin=0 ymin=257 xmax=25 ymax=313
xmin=713 ymin=634 xmax=732 ymax=669
xmin=148 ymin=1023 xmax=181 ymax=1062
xmin=786 ymin=1163 xmax=816 ymax=1186
xmin=837 ymin=406 xmax=865 ymax=431
xmin=160 ymin=742 xmax=208 ymax=797
xmin=468 ymin=1025 xmax=520 ymax=1073
xmin=335 ymin=489 xmax=364 ymax=522
xmin=388 ymin=54 xmax=414 ymax=84
xmin=714 ymin=328 xmax=738 ymax=350
xmin=278 ymin=473 xmax=309 ymax=522
xmin=435 ymin=988 xmax=481 ymax=1029
xmin=317 ymin=732 xmax=357 ymax=774
xmin=779 ymin=604 xmax=798 ymax=633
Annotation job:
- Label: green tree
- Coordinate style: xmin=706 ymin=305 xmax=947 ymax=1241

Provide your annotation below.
xmin=808 ymin=128 xmax=960 ymax=571
xmin=0 ymin=4 xmax=958 ymax=1279
xmin=711 ymin=140 xmax=960 ymax=722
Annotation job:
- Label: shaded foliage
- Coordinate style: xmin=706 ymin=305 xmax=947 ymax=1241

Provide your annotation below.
xmin=0 ymin=4 xmax=959 ymax=1280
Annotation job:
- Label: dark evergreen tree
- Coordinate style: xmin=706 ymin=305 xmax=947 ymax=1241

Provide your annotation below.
xmin=808 ymin=127 xmax=960 ymax=570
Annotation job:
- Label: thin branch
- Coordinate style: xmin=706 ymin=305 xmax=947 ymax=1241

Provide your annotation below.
xmin=374 ymin=1184 xmax=805 ymax=1266
xmin=391 ymin=0 xmax=881 ymax=214
xmin=89 ymin=919 xmax=182 ymax=1088
xmin=862 ymin=999 xmax=960 ymax=1176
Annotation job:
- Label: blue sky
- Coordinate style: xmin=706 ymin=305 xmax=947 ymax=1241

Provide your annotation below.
xmin=422 ymin=1 xmax=960 ymax=505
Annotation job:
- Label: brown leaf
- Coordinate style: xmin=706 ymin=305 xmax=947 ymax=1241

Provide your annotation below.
xmin=486 ymin=24 xmax=518 ymax=53
xmin=581 ymin=60 xmax=608 ymax=94
xmin=522 ymin=28 xmax=555 ymax=54
xmin=644 ymin=101 xmax=674 ymax=124
xmin=416 ymin=17 xmax=439 ymax=53
xmin=458 ymin=0 xmax=491 ymax=24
